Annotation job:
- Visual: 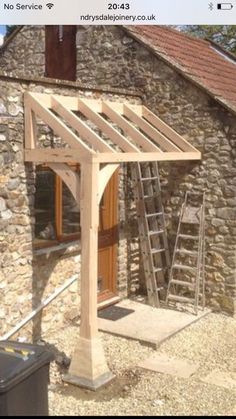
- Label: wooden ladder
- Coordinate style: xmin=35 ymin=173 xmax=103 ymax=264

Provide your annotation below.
xmin=166 ymin=191 xmax=206 ymax=314
xmin=132 ymin=162 xmax=171 ymax=308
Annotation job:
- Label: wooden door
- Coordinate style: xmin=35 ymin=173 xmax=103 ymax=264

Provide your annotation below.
xmin=45 ymin=26 xmax=77 ymax=81
xmin=98 ymin=171 xmax=118 ymax=302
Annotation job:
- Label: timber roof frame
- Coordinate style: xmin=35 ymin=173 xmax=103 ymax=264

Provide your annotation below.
xmin=23 ymin=90 xmax=201 ymax=387
xmin=24 ymin=92 xmax=201 ymax=164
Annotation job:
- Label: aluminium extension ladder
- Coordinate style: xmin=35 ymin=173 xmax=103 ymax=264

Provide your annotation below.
xmin=166 ymin=191 xmax=206 ymax=315
xmin=132 ymin=162 xmax=171 ymax=308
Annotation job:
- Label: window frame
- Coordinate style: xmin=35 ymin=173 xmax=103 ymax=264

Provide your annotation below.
xmin=33 ymin=164 xmax=81 ymax=249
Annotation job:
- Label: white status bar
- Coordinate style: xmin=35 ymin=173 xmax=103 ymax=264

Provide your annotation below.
xmin=0 ymin=1 xmax=235 ymax=24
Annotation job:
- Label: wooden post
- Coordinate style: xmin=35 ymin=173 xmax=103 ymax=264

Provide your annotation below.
xmin=64 ymin=161 xmax=114 ymax=391
xmin=24 ymin=98 xmax=37 ymax=150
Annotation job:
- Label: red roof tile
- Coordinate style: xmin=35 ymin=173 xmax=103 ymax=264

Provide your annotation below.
xmin=124 ymin=26 xmax=236 ymax=114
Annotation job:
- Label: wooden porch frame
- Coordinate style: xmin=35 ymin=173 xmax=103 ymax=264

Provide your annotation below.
xmin=24 ymin=92 xmax=201 ymax=390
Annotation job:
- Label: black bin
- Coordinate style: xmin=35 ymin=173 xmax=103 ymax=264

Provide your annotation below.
xmin=0 ymin=341 xmax=54 ymax=417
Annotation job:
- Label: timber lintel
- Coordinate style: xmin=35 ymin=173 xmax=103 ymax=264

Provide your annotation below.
xmin=24 ymin=148 xmax=92 ymax=164
xmin=91 ymin=151 xmax=202 ymax=164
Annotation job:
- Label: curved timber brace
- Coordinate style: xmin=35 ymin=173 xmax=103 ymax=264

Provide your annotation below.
xmin=47 ymin=162 xmax=119 ymax=206
xmin=98 ymin=163 xmax=119 ymax=203
xmin=48 ymin=163 xmax=80 ymax=202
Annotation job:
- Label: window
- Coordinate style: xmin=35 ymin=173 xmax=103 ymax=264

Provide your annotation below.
xmin=34 ymin=165 xmax=80 ymax=248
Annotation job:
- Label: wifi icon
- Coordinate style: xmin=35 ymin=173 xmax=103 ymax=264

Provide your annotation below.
xmin=46 ymin=3 xmax=54 ymax=9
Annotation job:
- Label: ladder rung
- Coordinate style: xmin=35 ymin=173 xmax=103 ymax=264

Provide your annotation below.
xmin=176 ymin=249 xmax=198 ymax=256
xmin=143 ymin=195 xmax=160 ymax=200
xmin=178 ymin=234 xmax=199 ymax=240
xmin=153 ymin=267 xmax=164 ymax=273
xmin=141 ymin=176 xmax=159 ymax=181
xmin=167 ymin=294 xmax=195 ymax=303
xmin=147 ymin=287 xmax=164 ymax=293
xmin=172 ymin=264 xmax=197 ymax=272
xmin=170 ymin=280 xmax=195 ymax=289
xmin=148 ymin=230 xmax=164 ymax=236
xmin=181 ymin=220 xmax=200 ymax=225
xmin=151 ymin=248 xmax=165 ymax=254
xmin=146 ymin=212 xmax=163 ymax=218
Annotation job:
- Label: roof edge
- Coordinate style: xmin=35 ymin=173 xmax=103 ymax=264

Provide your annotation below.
xmin=122 ymin=26 xmax=236 ymax=118
xmin=0 ymin=26 xmax=24 ymax=53
xmin=206 ymin=37 xmax=236 ymax=63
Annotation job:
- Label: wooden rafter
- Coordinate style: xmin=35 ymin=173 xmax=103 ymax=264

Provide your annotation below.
xmin=25 ymin=92 xmax=93 ymax=157
xmin=51 ymin=97 xmax=115 ymax=153
xmin=123 ymin=104 xmax=181 ymax=152
xmin=78 ymin=98 xmax=140 ymax=153
xmin=24 ymin=92 xmax=201 ymax=164
xmin=142 ymin=106 xmax=194 ymax=152
xmin=102 ymin=102 xmax=162 ymax=153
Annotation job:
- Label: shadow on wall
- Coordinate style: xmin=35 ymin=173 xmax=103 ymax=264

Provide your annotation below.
xmin=32 ymin=254 xmax=59 ymax=342
xmin=24 ymin=161 xmax=51 ymax=343
xmin=125 ymin=163 xmax=146 ymax=296
xmin=31 ymin=248 xmax=80 ymax=343
xmin=160 ymin=160 xmax=203 ymax=256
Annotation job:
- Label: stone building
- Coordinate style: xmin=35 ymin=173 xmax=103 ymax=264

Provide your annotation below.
xmin=0 ymin=25 xmax=236 ymax=343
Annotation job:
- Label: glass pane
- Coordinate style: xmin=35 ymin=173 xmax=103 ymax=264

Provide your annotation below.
xmin=62 ymin=183 xmax=80 ymax=236
xmin=35 ymin=169 xmax=56 ymax=242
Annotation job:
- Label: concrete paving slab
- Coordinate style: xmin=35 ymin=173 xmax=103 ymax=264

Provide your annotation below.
xmin=98 ymin=299 xmax=210 ymax=347
xmin=201 ymin=370 xmax=236 ymax=390
xmin=138 ymin=354 xmax=199 ymax=378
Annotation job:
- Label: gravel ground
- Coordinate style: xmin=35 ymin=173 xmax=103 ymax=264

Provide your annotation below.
xmin=44 ymin=312 xmax=236 ymax=416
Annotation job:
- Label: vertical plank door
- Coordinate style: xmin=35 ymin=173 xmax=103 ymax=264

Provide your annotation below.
xmin=98 ymin=170 xmax=119 ymax=303
xmin=45 ymin=26 xmax=77 ymax=81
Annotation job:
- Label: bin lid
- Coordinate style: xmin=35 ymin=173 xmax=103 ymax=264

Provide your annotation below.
xmin=0 ymin=341 xmax=54 ymax=392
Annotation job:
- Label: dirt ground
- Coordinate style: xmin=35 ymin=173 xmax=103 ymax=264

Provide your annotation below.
xmin=44 ymin=312 xmax=236 ymax=416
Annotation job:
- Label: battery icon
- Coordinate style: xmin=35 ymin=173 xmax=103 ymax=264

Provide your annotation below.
xmin=217 ymin=3 xmax=234 ymax=9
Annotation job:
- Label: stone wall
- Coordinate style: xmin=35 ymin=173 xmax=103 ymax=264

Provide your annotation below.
xmin=0 ymin=75 xmax=140 ymax=340
xmin=76 ymin=26 xmax=236 ymax=314
xmin=0 ymin=26 xmax=45 ymax=77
